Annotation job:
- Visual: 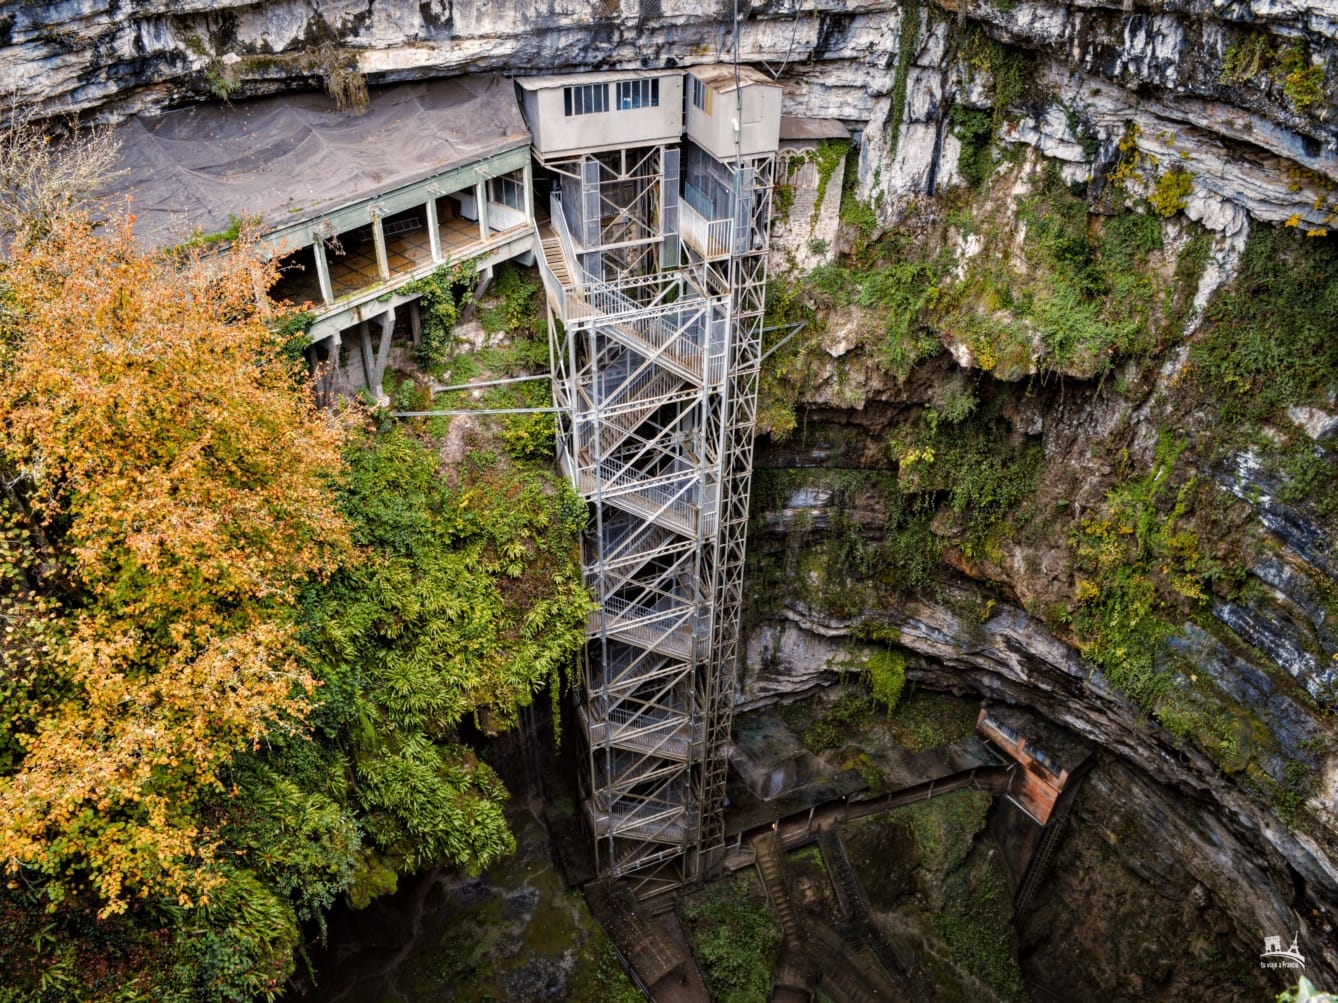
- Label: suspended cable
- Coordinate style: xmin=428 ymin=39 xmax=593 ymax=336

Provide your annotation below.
xmin=762 ymin=2 xmax=806 ymax=80
xmin=390 ymin=405 xmax=561 ymax=417
xmin=429 ymin=372 xmax=552 ymax=395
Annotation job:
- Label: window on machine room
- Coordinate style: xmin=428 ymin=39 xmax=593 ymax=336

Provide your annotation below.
xmin=616 ymin=78 xmax=660 ymax=110
xmin=563 ymin=83 xmax=610 ymax=116
xmin=690 ymin=77 xmax=713 ymax=115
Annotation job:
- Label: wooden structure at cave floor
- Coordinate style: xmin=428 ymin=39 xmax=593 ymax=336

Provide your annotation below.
xmin=522 ymin=65 xmax=781 ymax=898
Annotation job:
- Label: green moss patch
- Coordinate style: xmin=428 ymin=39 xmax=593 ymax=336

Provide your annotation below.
xmin=1190 ymin=224 xmax=1338 ymax=424
xmin=679 ymin=872 xmax=782 ymax=1003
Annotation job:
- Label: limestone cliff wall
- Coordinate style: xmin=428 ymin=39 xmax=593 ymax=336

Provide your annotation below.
xmin=6 ymin=0 xmax=1337 ymax=230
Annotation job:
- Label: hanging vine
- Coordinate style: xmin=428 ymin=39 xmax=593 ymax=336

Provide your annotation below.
xmin=401 ymin=259 xmax=479 ymax=370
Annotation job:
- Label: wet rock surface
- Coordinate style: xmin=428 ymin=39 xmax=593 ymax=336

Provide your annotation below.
xmin=743 ymin=355 xmax=1338 ymax=989
xmin=1019 ymin=754 xmax=1278 ymax=1001
xmin=291 ymin=808 xmax=626 ymax=1002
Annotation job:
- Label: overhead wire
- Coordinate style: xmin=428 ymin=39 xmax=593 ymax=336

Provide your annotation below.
xmin=763 ymin=2 xmax=807 ymax=81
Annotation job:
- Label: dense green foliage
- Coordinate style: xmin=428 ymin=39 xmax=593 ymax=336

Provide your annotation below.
xmin=0 ymin=214 xmax=588 ymax=999
xmin=401 ymin=260 xmax=479 ymax=370
xmin=760 ymin=159 xmax=1200 ymax=445
xmin=680 ymin=873 xmax=782 ymax=1003
xmin=811 ymin=138 xmax=852 ymax=228
xmin=889 ymin=396 xmax=1042 ymax=560
xmin=896 ymin=791 xmax=1025 ymax=999
xmin=864 ymin=648 xmax=907 ymax=713
xmin=932 ymin=846 xmax=1025 ymax=999
xmin=885 ymin=1 xmax=921 ymax=158
xmin=301 ymin=425 xmax=591 ymax=881
xmin=782 ymin=686 xmax=981 ymax=761
xmin=797 ymin=689 xmax=881 ymax=753
xmin=1220 ymin=30 xmax=1327 ymax=114
xmin=792 ymin=235 xmax=948 ymax=381
xmin=0 ymin=416 xmax=591 ymax=1002
xmin=1191 ymin=225 xmax=1338 ymax=423
xmin=947 ymin=165 xmax=1173 ymax=377
xmin=1066 ymin=436 xmax=1212 ymax=705
xmin=948 ymin=104 xmax=994 ymax=190
xmin=950 ymin=30 xmax=1036 ymax=189
xmin=748 ymin=465 xmax=945 ymax=619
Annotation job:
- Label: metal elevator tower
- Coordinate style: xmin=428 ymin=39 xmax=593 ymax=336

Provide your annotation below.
xmin=525 ymin=67 xmax=779 ymax=898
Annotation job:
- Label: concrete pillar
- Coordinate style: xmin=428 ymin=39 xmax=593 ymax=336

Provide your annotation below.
xmin=321 ymin=330 xmax=342 ymax=403
xmin=313 ymin=239 xmax=334 ymax=304
xmin=475 ymin=265 xmax=494 ymax=302
xmin=427 ymin=197 xmax=441 ymax=263
xmin=358 ymin=322 xmax=375 ymax=393
xmin=475 ymin=180 xmax=489 ymax=242
xmin=372 ymin=211 xmax=390 ymax=282
xmin=371 ymin=308 xmax=395 ymax=396
xmin=522 ymin=161 xmax=535 ymax=224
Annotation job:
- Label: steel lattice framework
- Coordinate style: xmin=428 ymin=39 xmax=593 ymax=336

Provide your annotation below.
xmin=537 ymin=136 xmax=775 ymax=898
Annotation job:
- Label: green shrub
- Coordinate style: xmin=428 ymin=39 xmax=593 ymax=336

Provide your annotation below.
xmin=477 ymin=262 xmax=542 ymax=339
xmin=680 ymin=875 xmax=782 ymax=1003
xmin=933 ymin=851 xmax=1026 ymax=999
xmin=401 ymin=260 xmax=478 ymax=370
xmin=1149 ymin=168 xmax=1193 ymax=217
xmin=886 ymin=2 xmax=921 ymax=157
xmin=864 ymin=648 xmax=907 ymax=713
xmin=812 ymin=138 xmax=852 ymax=227
xmin=949 ymin=104 xmax=994 ymax=189
xmin=1191 ymin=223 xmax=1338 ymax=422
xmin=1064 ymin=434 xmax=1233 ymax=721
xmin=803 ymin=690 xmax=878 ymax=751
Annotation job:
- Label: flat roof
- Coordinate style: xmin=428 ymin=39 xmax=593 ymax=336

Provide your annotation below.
xmin=686 ymin=64 xmax=778 ymax=90
xmin=779 ymin=116 xmax=851 ymax=142
xmin=107 ymin=75 xmax=530 ymax=248
xmin=515 ymin=69 xmax=679 ymax=90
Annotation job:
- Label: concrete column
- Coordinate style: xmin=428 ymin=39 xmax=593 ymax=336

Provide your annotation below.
xmin=322 ymin=330 xmax=342 ymax=402
xmin=522 ymin=161 xmax=534 ymax=225
xmin=358 ymin=322 xmax=375 ymax=393
xmin=475 ymin=180 xmax=490 ymax=242
xmin=372 ymin=211 xmax=390 ymax=281
xmin=371 ymin=308 xmax=395 ymax=396
xmin=313 ymin=239 xmax=334 ymax=304
xmin=427 ymin=197 xmax=441 ymax=263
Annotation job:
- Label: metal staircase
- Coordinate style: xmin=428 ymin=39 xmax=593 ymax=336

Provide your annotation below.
xmin=540 ymin=136 xmax=775 ymax=898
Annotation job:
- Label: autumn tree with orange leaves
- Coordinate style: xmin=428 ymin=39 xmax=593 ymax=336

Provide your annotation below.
xmin=0 ymin=213 xmax=351 ymax=918
xmin=0 ymin=136 xmax=589 ymax=1001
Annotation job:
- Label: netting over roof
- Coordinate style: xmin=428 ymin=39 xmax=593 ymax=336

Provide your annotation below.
xmin=778 ymin=117 xmax=850 ymax=142
xmin=108 ymin=75 xmax=530 ymax=248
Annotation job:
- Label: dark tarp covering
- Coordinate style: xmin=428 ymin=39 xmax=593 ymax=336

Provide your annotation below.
xmin=107 ymin=75 xmax=530 ymax=247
